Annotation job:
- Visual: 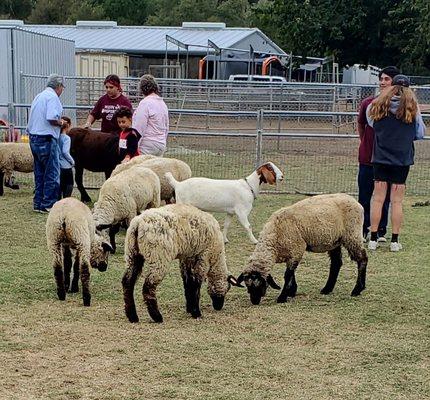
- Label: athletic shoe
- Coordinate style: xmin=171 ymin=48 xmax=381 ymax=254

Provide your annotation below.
xmin=368 ymin=240 xmax=378 ymax=251
xmin=390 ymin=242 xmax=403 ymax=252
xmin=377 ymin=236 xmax=387 ymax=243
xmin=39 ymin=208 xmax=52 ymax=214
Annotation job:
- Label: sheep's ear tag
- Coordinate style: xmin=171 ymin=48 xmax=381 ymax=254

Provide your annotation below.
xmin=267 ymin=275 xmax=281 ymax=290
xmin=228 ymin=275 xmax=244 ymax=287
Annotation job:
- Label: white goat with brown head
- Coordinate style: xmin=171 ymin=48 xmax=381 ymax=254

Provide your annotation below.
xmin=165 ymin=162 xmax=283 ymax=244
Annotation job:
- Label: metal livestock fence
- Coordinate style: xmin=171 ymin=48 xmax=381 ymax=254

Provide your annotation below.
xmin=1 ymin=104 xmax=429 ymax=196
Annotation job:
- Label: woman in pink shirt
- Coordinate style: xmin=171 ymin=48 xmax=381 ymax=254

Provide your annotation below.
xmin=132 ymin=74 xmax=169 ymax=156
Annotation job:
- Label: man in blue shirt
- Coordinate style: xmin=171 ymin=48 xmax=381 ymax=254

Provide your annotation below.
xmin=27 ymin=74 xmax=66 ymax=212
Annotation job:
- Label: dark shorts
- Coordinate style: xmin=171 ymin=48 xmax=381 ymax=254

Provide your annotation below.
xmin=373 ymin=163 xmax=410 ymax=185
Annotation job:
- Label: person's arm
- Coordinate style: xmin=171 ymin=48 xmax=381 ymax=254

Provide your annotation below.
xmin=366 ymin=103 xmax=374 ymax=128
xmin=84 ymin=114 xmax=95 ymax=128
xmin=132 ymin=101 xmax=149 ymax=136
xmin=62 ymin=136 xmax=75 ymax=166
xmin=357 ymin=99 xmax=368 ymax=139
xmin=415 ymin=111 xmax=426 ymax=140
xmin=84 ymin=98 xmax=102 ymax=128
xmin=165 ymin=109 xmax=169 ymax=140
xmin=46 ymin=97 xmax=64 ymax=128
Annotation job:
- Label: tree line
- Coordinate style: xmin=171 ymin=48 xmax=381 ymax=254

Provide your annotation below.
xmin=2 ymin=0 xmax=429 ymax=75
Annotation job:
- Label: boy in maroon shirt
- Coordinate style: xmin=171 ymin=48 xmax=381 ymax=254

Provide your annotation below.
xmin=357 ymin=66 xmax=400 ymax=241
xmin=115 ymin=106 xmax=141 ymax=163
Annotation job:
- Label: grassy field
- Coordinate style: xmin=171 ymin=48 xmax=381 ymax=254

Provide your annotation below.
xmin=0 ymin=188 xmax=429 ymax=400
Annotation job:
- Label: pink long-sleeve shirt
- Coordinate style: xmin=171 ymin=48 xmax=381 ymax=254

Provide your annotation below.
xmin=132 ymin=94 xmax=169 ymax=148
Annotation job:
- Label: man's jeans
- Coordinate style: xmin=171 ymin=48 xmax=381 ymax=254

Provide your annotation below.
xmin=358 ymin=164 xmax=390 ymax=237
xmin=30 ymin=135 xmax=60 ymax=210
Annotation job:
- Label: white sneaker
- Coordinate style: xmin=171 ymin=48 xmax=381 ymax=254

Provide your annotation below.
xmin=390 ymin=242 xmax=403 ymax=252
xmin=368 ymin=240 xmax=378 ymax=251
xmin=377 ymin=236 xmax=387 ymax=243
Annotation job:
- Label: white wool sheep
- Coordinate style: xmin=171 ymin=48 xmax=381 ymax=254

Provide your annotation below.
xmin=93 ymin=165 xmax=161 ymax=253
xmin=46 ymin=197 xmax=113 ymax=306
xmin=236 ymin=194 xmax=368 ymax=305
xmin=111 ymin=155 xmax=192 ymax=203
xmin=166 ymin=162 xmax=283 ymax=244
xmin=122 ymin=204 xmax=241 ymax=323
xmin=0 ymin=143 xmax=33 ymax=196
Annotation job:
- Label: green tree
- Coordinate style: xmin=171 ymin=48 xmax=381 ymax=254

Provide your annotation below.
xmin=28 ymin=0 xmax=105 ymax=24
xmin=0 ymin=0 xmax=33 ymax=20
xmin=146 ymin=0 xmax=250 ymax=27
xmin=97 ymin=0 xmax=151 ymax=25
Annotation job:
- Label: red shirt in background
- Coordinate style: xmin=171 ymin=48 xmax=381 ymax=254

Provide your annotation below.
xmin=90 ymin=94 xmax=132 ymax=134
xmin=357 ymin=96 xmax=375 ymax=165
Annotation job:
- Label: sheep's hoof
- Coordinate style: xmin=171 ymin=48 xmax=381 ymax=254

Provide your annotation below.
xmin=150 ymin=314 xmax=163 ymax=323
xmin=127 ymin=314 xmax=139 ymax=323
xmin=81 ymin=195 xmax=92 ymax=203
xmin=57 ymin=292 xmax=66 ymax=301
xmin=276 ymin=295 xmax=288 ymax=303
xmin=147 ymin=303 xmax=163 ymax=323
xmin=350 ymin=286 xmax=364 ymax=297
xmin=83 ymin=295 xmax=91 ymax=306
xmin=69 ymin=285 xmax=79 ymax=293
xmin=320 ymin=287 xmax=333 ymax=295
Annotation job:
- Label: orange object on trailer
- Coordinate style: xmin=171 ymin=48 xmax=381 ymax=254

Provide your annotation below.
xmin=262 ymin=56 xmax=281 ymax=76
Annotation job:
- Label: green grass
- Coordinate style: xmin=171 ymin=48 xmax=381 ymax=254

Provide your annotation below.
xmin=0 ymin=188 xmax=429 ymax=399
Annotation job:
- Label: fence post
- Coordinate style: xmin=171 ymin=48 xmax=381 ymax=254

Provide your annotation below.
xmin=255 ymin=109 xmax=263 ymax=168
xmin=7 ymin=103 xmax=15 ymax=142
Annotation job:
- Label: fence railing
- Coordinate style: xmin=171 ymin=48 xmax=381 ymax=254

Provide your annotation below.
xmin=1 ymin=102 xmax=429 ymax=196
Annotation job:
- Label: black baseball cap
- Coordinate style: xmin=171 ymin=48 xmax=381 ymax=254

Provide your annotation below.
xmin=392 ymin=74 xmax=410 ymax=87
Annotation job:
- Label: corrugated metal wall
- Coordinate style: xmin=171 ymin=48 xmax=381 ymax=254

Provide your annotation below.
xmin=0 ymin=27 xmax=76 ymax=123
xmin=0 ymin=28 xmax=14 ymax=121
xmin=14 ymin=28 xmax=76 ymax=105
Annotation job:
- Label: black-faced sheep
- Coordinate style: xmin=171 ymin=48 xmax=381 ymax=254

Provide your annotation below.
xmin=111 ymin=155 xmax=192 ymax=203
xmin=46 ymin=198 xmax=113 ymax=306
xmin=93 ymin=165 xmax=161 ymax=253
xmin=122 ymin=204 xmax=241 ymax=323
xmin=236 ymin=194 xmax=368 ymax=305
xmin=0 ymin=143 xmax=33 ymax=195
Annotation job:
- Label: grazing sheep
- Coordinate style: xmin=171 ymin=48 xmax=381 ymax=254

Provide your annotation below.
xmin=46 ymin=198 xmax=113 ymax=306
xmin=111 ymin=155 xmax=192 ymax=203
xmin=236 ymin=194 xmax=368 ymax=305
xmin=166 ymin=162 xmax=283 ymax=244
xmin=93 ymin=165 xmax=161 ymax=253
xmin=0 ymin=143 xmax=33 ymax=196
xmin=122 ymin=204 xmax=241 ymax=323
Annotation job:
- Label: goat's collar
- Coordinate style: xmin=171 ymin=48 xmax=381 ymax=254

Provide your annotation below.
xmin=244 ymin=178 xmax=257 ymax=200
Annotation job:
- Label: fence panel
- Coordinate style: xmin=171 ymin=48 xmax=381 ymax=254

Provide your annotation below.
xmin=3 ymin=74 xmax=430 ymax=196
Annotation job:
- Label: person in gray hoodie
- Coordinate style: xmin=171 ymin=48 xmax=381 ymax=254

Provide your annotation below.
xmin=58 ymin=117 xmax=75 ymax=198
xmin=366 ymin=75 xmax=426 ymax=252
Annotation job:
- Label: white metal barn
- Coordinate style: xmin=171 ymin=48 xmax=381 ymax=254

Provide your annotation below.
xmin=0 ymin=21 xmax=76 ymax=123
